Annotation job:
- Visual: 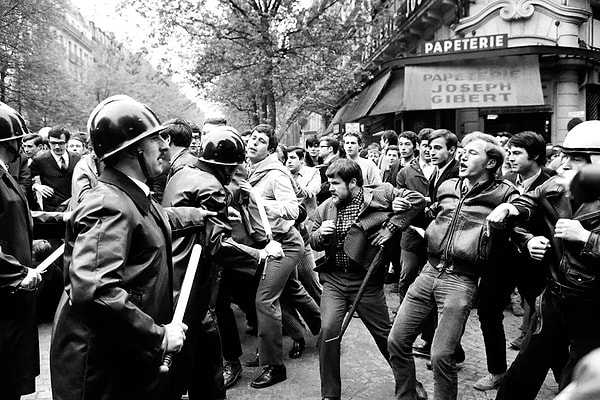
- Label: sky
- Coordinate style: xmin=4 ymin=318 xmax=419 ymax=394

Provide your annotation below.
xmin=72 ymin=0 xmax=224 ymax=117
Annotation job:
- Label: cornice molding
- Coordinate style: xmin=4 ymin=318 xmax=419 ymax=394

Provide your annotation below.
xmin=455 ymin=0 xmax=591 ymax=34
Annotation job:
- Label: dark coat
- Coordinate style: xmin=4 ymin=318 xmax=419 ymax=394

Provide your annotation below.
xmin=429 ymin=158 xmax=459 ymax=202
xmin=167 ymin=148 xmax=199 ymax=182
xmin=29 ymin=150 xmax=80 ymax=211
xmin=397 ymin=158 xmax=431 ymax=252
xmin=309 ymin=183 xmax=425 ymax=274
xmin=50 ymin=167 xmax=206 ymax=400
xmin=0 ymin=167 xmax=39 ymax=397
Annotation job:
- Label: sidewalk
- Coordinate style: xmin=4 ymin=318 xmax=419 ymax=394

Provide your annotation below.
xmin=24 ymin=286 xmax=558 ymax=399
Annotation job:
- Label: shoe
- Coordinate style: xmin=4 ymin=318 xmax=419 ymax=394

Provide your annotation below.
xmin=473 ymin=373 xmax=505 ymax=391
xmin=412 ymin=341 xmax=431 ymax=358
xmin=510 ymin=333 xmax=524 ymax=350
xmin=245 ymin=349 xmax=259 ymax=367
xmin=250 ymin=364 xmax=287 ymax=388
xmin=416 ymin=380 xmax=428 ymax=400
xmin=289 ymin=338 xmax=305 ymax=359
xmin=223 ymin=360 xmax=242 ymax=388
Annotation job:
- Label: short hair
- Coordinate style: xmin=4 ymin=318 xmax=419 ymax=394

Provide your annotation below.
xmin=386 ymin=145 xmax=400 ymax=155
xmin=23 ymin=133 xmax=43 ymax=146
xmin=286 ymin=146 xmax=305 ymax=159
xmin=204 ymin=117 xmax=227 ymax=126
xmin=367 ymin=143 xmax=381 ymax=151
xmin=461 ymin=132 xmax=506 ymax=174
xmin=305 ymin=135 xmax=319 ymax=147
xmin=163 ymin=118 xmax=193 ymax=147
xmin=48 ymin=126 xmax=70 ymax=141
xmin=68 ymin=135 xmax=86 ymax=146
xmin=326 ymin=158 xmax=363 ymax=187
xmin=429 ymin=129 xmax=458 ymax=150
xmin=567 ymin=118 xmax=583 ymax=131
xmin=399 ymin=131 xmax=418 ymax=147
xmin=252 ymin=124 xmax=278 ymax=151
xmin=319 ymin=136 xmax=339 ymax=153
xmin=508 ymin=131 xmax=547 ymax=166
xmin=380 ymin=130 xmax=398 ymax=146
xmin=240 ymin=129 xmax=252 ymax=138
xmin=343 ymin=131 xmax=363 ymax=145
xmin=418 ymin=128 xmax=433 ymax=143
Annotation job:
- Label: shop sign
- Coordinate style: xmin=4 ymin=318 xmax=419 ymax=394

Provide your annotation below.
xmin=345 ymin=122 xmax=361 ymax=134
xmin=423 ymin=34 xmax=507 ymax=55
xmin=404 ymin=55 xmax=544 ymax=110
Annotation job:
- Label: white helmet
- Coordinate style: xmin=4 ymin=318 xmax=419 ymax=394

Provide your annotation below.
xmin=562 ymin=120 xmax=600 ymax=163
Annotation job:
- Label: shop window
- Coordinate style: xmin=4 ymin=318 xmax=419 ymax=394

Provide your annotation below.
xmin=587 ymin=85 xmax=600 ymax=120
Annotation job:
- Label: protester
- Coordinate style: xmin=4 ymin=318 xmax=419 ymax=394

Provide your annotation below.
xmin=342 ymin=132 xmax=381 ymax=185
xmin=0 ymin=102 xmax=42 ymax=400
xmin=310 ymin=158 xmax=425 ymax=400
xmin=50 ymin=95 xmax=216 ymax=400
xmin=388 ymin=132 xmax=518 ymax=400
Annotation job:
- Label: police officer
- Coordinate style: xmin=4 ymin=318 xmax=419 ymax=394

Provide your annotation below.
xmin=0 ymin=102 xmax=42 ymax=400
xmin=50 ymin=95 xmax=215 ymax=400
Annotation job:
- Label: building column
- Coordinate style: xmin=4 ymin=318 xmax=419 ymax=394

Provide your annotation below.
xmin=554 ymin=60 xmax=580 ymax=144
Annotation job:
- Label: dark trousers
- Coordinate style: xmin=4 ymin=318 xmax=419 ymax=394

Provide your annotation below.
xmin=168 ymin=310 xmax=226 ymax=400
xmin=318 ymin=270 xmax=391 ymax=398
xmin=496 ymin=289 xmax=600 ymax=400
xmin=216 ymin=270 xmax=258 ymax=362
xmin=398 ymin=247 xmax=426 ymax=302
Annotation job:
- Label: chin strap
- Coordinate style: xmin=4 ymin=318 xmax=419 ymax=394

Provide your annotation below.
xmin=137 ymin=150 xmax=151 ymax=180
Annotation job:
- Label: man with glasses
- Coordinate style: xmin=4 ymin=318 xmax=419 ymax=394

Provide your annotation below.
xmin=30 ymin=126 xmax=80 ymax=211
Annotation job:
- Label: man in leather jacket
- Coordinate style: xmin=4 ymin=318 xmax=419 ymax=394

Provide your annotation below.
xmin=488 ymin=120 xmax=600 ymax=400
xmin=388 ymin=132 xmax=518 ymax=400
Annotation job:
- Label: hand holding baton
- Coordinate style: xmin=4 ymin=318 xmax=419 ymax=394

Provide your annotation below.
xmin=159 ymin=244 xmax=202 ymax=374
xmin=35 ymin=243 xmax=65 ymax=274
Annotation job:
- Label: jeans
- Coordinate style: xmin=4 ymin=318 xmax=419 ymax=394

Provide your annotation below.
xmin=388 ymin=264 xmax=477 ymax=400
xmin=398 ymin=248 xmax=426 ymax=302
xmin=318 ymin=270 xmax=390 ymax=398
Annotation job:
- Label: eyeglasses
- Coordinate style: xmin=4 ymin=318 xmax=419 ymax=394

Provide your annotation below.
xmin=49 ymin=140 xmax=66 ymax=146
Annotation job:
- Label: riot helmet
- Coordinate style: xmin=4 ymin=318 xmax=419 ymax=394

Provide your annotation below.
xmin=0 ymin=102 xmax=28 ymax=163
xmin=561 ymin=120 xmax=600 ymax=163
xmin=199 ymin=126 xmax=245 ymax=165
xmin=88 ymin=95 xmax=165 ymax=161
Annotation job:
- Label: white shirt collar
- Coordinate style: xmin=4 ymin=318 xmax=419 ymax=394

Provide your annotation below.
xmin=125 ymin=174 xmax=151 ymax=197
xmin=516 ymin=168 xmax=542 ymax=194
xmin=51 ymin=151 xmax=68 ymax=168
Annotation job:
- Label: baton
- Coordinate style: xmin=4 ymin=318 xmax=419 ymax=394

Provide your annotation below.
xmin=325 ymin=246 xmax=386 ymax=343
xmin=252 ymin=189 xmax=273 ymax=280
xmin=35 ymin=243 xmax=65 ymax=274
xmin=159 ymin=244 xmax=202 ymax=374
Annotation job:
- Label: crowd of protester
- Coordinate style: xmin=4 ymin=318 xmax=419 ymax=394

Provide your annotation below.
xmin=1 ymin=95 xmax=600 ymax=400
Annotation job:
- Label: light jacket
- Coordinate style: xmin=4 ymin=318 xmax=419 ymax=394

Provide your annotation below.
xmin=426 ymin=176 xmax=518 ymax=278
xmin=248 ymin=153 xmax=299 ymax=235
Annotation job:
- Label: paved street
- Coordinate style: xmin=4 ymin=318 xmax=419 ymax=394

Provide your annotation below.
xmin=25 ymin=285 xmax=558 ymax=400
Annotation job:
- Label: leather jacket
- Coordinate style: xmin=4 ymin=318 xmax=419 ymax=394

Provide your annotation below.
xmin=511 ymin=175 xmax=600 ymax=297
xmin=426 ymin=177 xmax=518 ymax=278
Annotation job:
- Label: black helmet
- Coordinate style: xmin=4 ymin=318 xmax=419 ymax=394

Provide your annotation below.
xmin=199 ymin=126 xmax=245 ymax=165
xmin=0 ymin=102 xmax=29 ymax=143
xmin=88 ymin=95 xmax=164 ymax=161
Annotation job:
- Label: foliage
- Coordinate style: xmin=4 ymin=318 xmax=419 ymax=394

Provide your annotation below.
xmin=0 ymin=0 xmax=203 ymax=131
xmin=123 ymin=0 xmax=369 ymax=132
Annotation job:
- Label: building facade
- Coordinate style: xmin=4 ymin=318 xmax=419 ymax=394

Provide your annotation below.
xmin=331 ymin=0 xmax=600 ymax=144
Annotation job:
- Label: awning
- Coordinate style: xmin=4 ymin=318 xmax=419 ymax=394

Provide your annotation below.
xmin=331 ymin=103 xmax=350 ymax=125
xmin=369 ymin=69 xmax=404 ymax=116
xmin=403 ymin=55 xmax=544 ymax=110
xmin=342 ymin=70 xmax=392 ymax=122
